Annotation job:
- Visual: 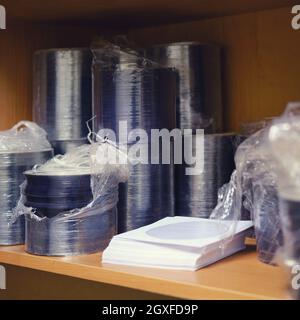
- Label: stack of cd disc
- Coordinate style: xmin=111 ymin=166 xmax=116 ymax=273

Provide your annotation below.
xmin=93 ymin=48 xmax=177 ymax=142
xmin=93 ymin=47 xmax=177 ymax=233
xmin=144 ymin=42 xmax=223 ymax=132
xmin=24 ymin=173 xmax=92 ymax=218
xmin=118 ymin=149 xmax=174 ymax=233
xmin=23 ymin=171 xmax=116 ymax=256
xmin=144 ymin=42 xmax=230 ymax=218
xmin=33 ymin=48 xmax=93 ymax=154
xmin=175 ymin=133 xmax=235 ymax=218
xmin=279 ymin=195 xmax=300 ymax=299
xmin=252 ymin=182 xmax=282 ymax=264
xmin=0 ymin=150 xmax=53 ymax=245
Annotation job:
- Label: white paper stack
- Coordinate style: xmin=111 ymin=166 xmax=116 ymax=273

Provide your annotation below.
xmin=103 ymin=217 xmax=253 ymax=271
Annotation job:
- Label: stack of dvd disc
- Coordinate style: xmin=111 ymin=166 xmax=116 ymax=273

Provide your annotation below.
xmin=118 ymin=147 xmax=174 ymax=233
xmin=252 ymin=182 xmax=282 ymax=264
xmin=93 ymin=48 xmax=176 ymax=142
xmin=144 ymin=42 xmax=231 ymax=218
xmin=33 ymin=48 xmax=93 ymax=154
xmin=93 ymin=47 xmax=177 ymax=233
xmin=0 ymin=150 xmax=53 ymax=245
xmin=144 ymin=42 xmax=223 ymax=132
xmin=279 ymin=195 xmax=300 ymax=299
xmin=23 ymin=169 xmax=116 ymax=256
xmin=175 ymin=133 xmax=235 ymax=218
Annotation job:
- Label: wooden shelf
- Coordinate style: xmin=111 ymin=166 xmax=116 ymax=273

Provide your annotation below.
xmin=2 ymin=0 xmax=296 ymax=27
xmin=0 ymin=245 xmax=287 ymax=300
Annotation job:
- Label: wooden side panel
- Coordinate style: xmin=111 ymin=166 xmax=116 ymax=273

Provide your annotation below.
xmin=128 ymin=6 xmax=300 ymax=131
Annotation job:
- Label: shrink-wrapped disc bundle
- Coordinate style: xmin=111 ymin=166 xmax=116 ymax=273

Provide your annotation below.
xmin=144 ymin=42 xmax=223 ymax=133
xmin=175 ymin=133 xmax=235 ymax=218
xmin=210 ymin=128 xmax=283 ymax=264
xmin=15 ymin=143 xmax=128 ymax=256
xmin=250 ymin=165 xmax=282 ymax=263
xmin=267 ymin=103 xmax=300 ymax=297
xmin=92 ymin=45 xmax=176 ymax=233
xmin=0 ymin=122 xmax=53 ymax=245
xmin=279 ymin=197 xmax=300 ymax=266
xmin=236 ymin=130 xmax=282 ymax=264
xmin=23 ymin=172 xmax=114 ymax=256
xmin=33 ymin=48 xmax=93 ymax=155
xmin=144 ymin=42 xmax=227 ymax=220
xmin=280 ymin=196 xmax=300 ymax=298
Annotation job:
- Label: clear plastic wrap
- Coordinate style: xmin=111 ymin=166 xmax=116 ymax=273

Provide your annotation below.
xmin=210 ymin=127 xmax=283 ymax=264
xmin=240 ymin=117 xmax=276 ymax=137
xmin=14 ymin=141 xmax=129 ymax=256
xmin=0 ymin=121 xmax=52 ymax=152
xmin=210 ymin=170 xmax=240 ymax=220
xmin=0 ymin=121 xmax=53 ymax=245
xmin=234 ymin=118 xmax=277 ymax=158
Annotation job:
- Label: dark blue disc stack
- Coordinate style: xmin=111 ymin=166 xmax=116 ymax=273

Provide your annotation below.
xmin=93 ymin=48 xmax=177 ymax=233
xmin=144 ymin=42 xmax=223 ymax=133
xmin=33 ymin=48 xmax=93 ymax=155
xmin=279 ymin=196 xmax=300 ymax=266
xmin=24 ymin=174 xmax=92 ymax=218
xmin=144 ymin=42 xmax=228 ymax=219
xmin=175 ymin=133 xmax=235 ymax=218
xmin=117 ymin=143 xmax=174 ymax=233
xmin=0 ymin=150 xmax=53 ymax=245
xmin=279 ymin=195 xmax=300 ymax=299
xmin=252 ymin=181 xmax=282 ymax=264
xmin=23 ymin=172 xmax=116 ymax=256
